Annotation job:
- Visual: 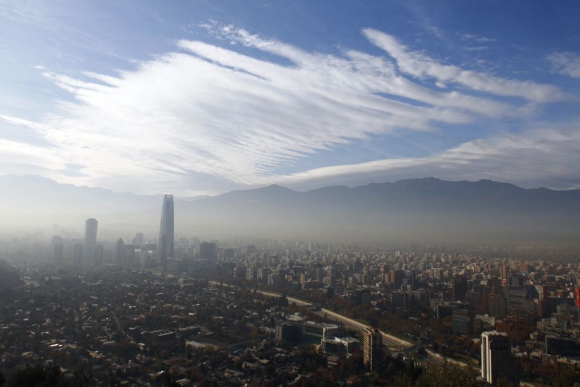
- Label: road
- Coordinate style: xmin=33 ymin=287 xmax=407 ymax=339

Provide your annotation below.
xmin=208 ymin=280 xmax=469 ymax=366
xmin=209 ymin=281 xmax=414 ymax=350
xmin=148 ymin=278 xmax=475 ymax=376
xmin=318 ymin=308 xmax=412 ymax=351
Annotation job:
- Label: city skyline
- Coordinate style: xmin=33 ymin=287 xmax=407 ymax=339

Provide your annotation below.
xmin=2 ymin=3 xmax=579 ymax=381
xmin=0 ymin=1 xmax=579 ymax=196
xmin=3 ymin=236 xmax=578 ymax=385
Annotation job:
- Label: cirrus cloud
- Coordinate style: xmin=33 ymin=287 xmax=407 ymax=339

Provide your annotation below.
xmin=0 ymin=26 xmax=571 ymax=195
xmin=548 ymin=51 xmax=580 ymax=79
xmin=274 ymin=123 xmax=580 ymax=191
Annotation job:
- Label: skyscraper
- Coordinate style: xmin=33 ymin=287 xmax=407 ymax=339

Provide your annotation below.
xmin=84 ymin=218 xmax=98 ymax=263
xmin=132 ymin=233 xmax=144 ymax=247
xmin=115 ymin=238 xmax=125 ymax=263
xmin=452 ymin=274 xmax=467 ymax=301
xmin=73 ymin=244 xmax=83 ymax=266
xmin=53 ymin=243 xmax=64 ymax=265
xmin=93 ymin=244 xmax=104 ymax=267
xmin=481 ymin=331 xmax=513 ymax=384
xmin=363 ymin=326 xmax=383 ymax=371
xmin=199 ymin=242 xmax=217 ymax=260
xmin=158 ymin=194 xmax=174 ymax=269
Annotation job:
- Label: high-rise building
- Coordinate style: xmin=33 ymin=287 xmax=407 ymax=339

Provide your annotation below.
xmin=500 ymin=265 xmax=510 ymax=280
xmin=73 ymin=244 xmax=83 ymax=266
xmin=48 ymin=235 xmax=63 ymax=263
xmin=93 ymin=244 xmax=104 ymax=267
xmin=53 ymin=243 xmax=64 ymax=265
xmin=363 ymin=326 xmax=383 ymax=371
xmin=452 ymin=275 xmax=467 ymax=301
xmin=158 ymin=194 xmax=174 ymax=269
xmin=132 ymin=233 xmax=145 ymax=247
xmin=488 ymin=292 xmax=507 ymax=318
xmin=84 ymin=218 xmax=98 ymax=263
xmin=115 ymin=238 xmax=125 ymax=263
xmin=199 ymin=242 xmax=217 ymax=260
xmin=481 ymin=331 xmax=513 ymax=385
xmin=389 ymin=269 xmax=405 ymax=288
xmin=452 ymin=309 xmax=473 ymax=336
xmin=488 ymin=277 xmax=503 ymax=294
xmin=124 ymin=245 xmax=137 ymax=265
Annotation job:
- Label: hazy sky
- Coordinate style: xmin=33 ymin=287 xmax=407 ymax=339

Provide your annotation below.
xmin=1 ymin=1 xmax=579 ymax=196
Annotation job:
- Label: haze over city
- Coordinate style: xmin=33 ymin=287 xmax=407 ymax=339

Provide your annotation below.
xmin=1 ymin=2 xmax=580 ymax=386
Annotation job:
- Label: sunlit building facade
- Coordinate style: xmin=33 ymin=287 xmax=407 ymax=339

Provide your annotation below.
xmin=481 ymin=331 xmax=513 ymax=384
xmin=364 ymin=326 xmax=383 ymax=371
xmin=158 ymin=194 xmax=174 ymax=269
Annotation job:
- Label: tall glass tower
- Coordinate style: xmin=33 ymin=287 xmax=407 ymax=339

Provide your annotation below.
xmin=158 ymin=194 xmax=174 ymax=269
xmin=84 ymin=218 xmax=98 ymax=264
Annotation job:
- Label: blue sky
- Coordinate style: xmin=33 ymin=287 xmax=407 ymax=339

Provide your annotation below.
xmin=1 ymin=0 xmax=579 ymax=196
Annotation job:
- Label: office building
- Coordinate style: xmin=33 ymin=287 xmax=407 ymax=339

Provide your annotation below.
xmin=488 ymin=292 xmax=508 ymax=318
xmin=73 ymin=244 xmax=83 ymax=266
xmin=121 ymin=245 xmax=134 ymax=265
xmin=199 ymin=242 xmax=217 ymax=260
xmin=158 ymin=194 xmax=174 ymax=269
xmin=132 ymin=233 xmax=145 ymax=247
xmin=53 ymin=243 xmax=64 ymax=265
xmin=363 ymin=326 xmax=383 ymax=371
xmin=84 ymin=218 xmax=98 ymax=263
xmin=115 ymin=238 xmax=125 ymax=263
xmin=452 ymin=309 xmax=473 ymax=336
xmin=500 ymin=265 xmax=510 ymax=280
xmin=481 ymin=331 xmax=513 ymax=384
xmin=93 ymin=244 xmax=104 ymax=267
xmin=389 ymin=269 xmax=405 ymax=288
xmin=452 ymin=275 xmax=467 ymax=301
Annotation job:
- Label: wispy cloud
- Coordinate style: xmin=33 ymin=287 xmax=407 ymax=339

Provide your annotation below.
xmin=0 ymin=118 xmax=64 ymax=175
xmin=548 ymin=51 xmax=580 ymax=79
xmin=0 ymin=26 xmax=570 ymax=194
xmin=276 ymin=123 xmax=580 ymax=190
xmin=460 ymin=33 xmax=496 ymax=43
xmin=464 ymin=46 xmax=489 ymax=52
xmin=363 ymin=28 xmax=562 ymax=102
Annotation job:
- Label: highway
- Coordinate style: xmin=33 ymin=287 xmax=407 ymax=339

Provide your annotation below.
xmin=254 ymin=288 xmax=413 ymax=350
xmin=207 ymin=280 xmax=469 ymax=366
xmin=150 ymin=277 xmax=476 ymax=377
xmin=209 ymin=281 xmax=414 ymax=351
xmin=319 ymin=307 xmax=412 ymax=351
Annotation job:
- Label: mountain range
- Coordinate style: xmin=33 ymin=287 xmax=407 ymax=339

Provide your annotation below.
xmin=1 ymin=175 xmax=579 ymax=245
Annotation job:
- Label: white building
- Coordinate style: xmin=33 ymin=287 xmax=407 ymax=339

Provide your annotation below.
xmin=481 ymin=331 xmax=513 ymax=384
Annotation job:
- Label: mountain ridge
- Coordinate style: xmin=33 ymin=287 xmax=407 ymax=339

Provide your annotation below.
xmin=1 ymin=174 xmax=579 ymax=244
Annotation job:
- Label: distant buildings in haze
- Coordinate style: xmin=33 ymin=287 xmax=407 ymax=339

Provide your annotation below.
xmin=93 ymin=244 xmax=104 ymax=267
xmin=199 ymin=242 xmax=217 ymax=260
xmin=73 ymin=244 xmax=83 ymax=266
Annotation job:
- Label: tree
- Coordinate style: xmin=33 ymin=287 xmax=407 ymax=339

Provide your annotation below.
xmin=415 ymin=362 xmax=479 ymax=387
xmin=6 ymin=364 xmax=62 ymax=387
xmin=496 ymin=374 xmax=516 ymax=387
xmin=553 ymin=364 xmax=578 ymax=387
xmin=162 ymin=371 xmax=179 ymax=387
xmin=5 ymin=363 xmax=92 ymax=387
xmin=69 ymin=361 xmax=94 ymax=387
